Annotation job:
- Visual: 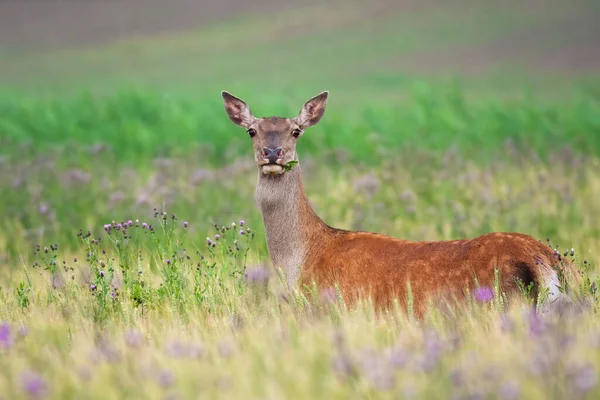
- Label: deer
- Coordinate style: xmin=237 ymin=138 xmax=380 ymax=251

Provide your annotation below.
xmin=221 ymin=90 xmax=569 ymax=317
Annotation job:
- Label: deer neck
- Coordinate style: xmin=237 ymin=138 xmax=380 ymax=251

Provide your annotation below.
xmin=256 ymin=164 xmax=323 ymax=286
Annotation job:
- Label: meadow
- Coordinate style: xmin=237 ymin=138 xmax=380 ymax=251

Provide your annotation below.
xmin=1 ymin=1 xmax=600 ymax=399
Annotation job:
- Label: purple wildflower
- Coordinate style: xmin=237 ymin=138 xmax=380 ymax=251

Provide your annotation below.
xmin=104 ymin=224 xmax=111 ymax=233
xmin=499 ymin=380 xmax=521 ymax=400
xmin=39 ymin=203 xmax=49 ymax=215
xmin=332 ymin=353 xmax=355 ymax=380
xmin=218 ymin=341 xmax=236 ymax=358
xmin=239 ymin=230 xmax=245 ymax=235
xmin=0 ymin=322 xmax=12 ymax=349
xmin=18 ymin=325 xmax=29 ymax=337
xmin=239 ymin=220 xmax=245 ymax=226
xmin=244 ymin=266 xmax=270 ymax=286
xmin=527 ymin=310 xmax=548 ymax=337
xmin=567 ymin=363 xmax=597 ymax=394
xmin=215 ymin=234 xmax=220 ymax=241
xmin=142 ymin=222 xmax=148 ymax=229
xmin=387 ymin=347 xmax=409 ymax=369
xmin=90 ymin=284 xmax=96 ymax=291
xmin=166 ymin=259 xmax=171 ymax=265
xmin=474 ymin=286 xmax=494 ymax=303
xmin=157 ymin=370 xmax=174 ymax=388
xmin=449 ymin=368 xmax=465 ymax=386
xmin=20 ymin=370 xmax=48 ymax=399
xmin=183 ymin=221 xmax=188 ymax=228
xmin=99 ymin=271 xmax=105 ymax=277
xmin=124 ymin=329 xmax=144 ymax=348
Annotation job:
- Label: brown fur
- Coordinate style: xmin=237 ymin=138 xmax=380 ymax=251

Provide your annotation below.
xmin=221 ymin=90 xmax=563 ymax=316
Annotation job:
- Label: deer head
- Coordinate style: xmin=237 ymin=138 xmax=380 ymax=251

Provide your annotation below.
xmin=221 ymin=91 xmax=329 ymax=175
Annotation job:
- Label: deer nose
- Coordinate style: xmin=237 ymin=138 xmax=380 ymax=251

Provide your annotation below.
xmin=262 ymin=147 xmax=284 ymax=163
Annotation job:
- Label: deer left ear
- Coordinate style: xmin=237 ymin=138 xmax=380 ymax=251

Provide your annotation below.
xmin=221 ymin=91 xmax=256 ymax=128
xmin=296 ymin=91 xmax=329 ymax=128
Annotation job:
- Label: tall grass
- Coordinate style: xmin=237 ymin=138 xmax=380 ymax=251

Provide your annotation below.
xmin=1 ymin=85 xmax=600 ymax=399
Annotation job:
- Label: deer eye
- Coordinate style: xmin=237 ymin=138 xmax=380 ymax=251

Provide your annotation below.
xmin=292 ymin=128 xmax=302 ymax=138
xmin=247 ymin=128 xmax=257 ymax=138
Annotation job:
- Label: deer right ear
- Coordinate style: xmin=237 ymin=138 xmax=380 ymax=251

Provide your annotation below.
xmin=221 ymin=91 xmax=255 ymax=128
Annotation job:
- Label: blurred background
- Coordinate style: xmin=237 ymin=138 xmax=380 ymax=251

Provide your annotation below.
xmin=1 ymin=0 xmax=599 ymax=262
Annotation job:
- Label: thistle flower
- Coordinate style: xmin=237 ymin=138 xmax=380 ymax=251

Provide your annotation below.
xmin=567 ymin=362 xmax=597 ymax=394
xmin=157 ymin=370 xmax=174 ymax=388
xmin=239 ymin=230 xmax=245 ymax=235
xmin=142 ymin=222 xmax=148 ymax=229
xmin=20 ymin=370 xmax=48 ymax=399
xmin=239 ymin=220 xmax=245 ymax=226
xmin=474 ymin=286 xmax=494 ymax=303
xmin=244 ymin=266 xmax=270 ymax=286
xmin=0 ymin=322 xmax=12 ymax=349
xmin=218 ymin=341 xmax=236 ymax=358
xmin=499 ymin=380 xmax=521 ymax=400
xmin=100 ymin=271 xmax=105 ymax=277
xmin=124 ymin=329 xmax=144 ymax=348
xmin=183 ymin=221 xmax=188 ymax=228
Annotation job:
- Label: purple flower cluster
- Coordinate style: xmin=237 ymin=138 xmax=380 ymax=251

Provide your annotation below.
xmin=0 ymin=322 xmax=13 ymax=349
xmin=20 ymin=370 xmax=48 ymax=399
xmin=474 ymin=286 xmax=494 ymax=303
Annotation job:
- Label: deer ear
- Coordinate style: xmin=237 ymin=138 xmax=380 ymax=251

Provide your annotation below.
xmin=296 ymin=91 xmax=329 ymax=128
xmin=221 ymin=91 xmax=255 ymax=128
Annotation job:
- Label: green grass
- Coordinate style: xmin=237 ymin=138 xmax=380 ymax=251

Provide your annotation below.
xmin=1 ymin=84 xmax=599 ymax=166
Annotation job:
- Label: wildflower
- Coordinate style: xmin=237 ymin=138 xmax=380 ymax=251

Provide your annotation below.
xmin=127 ymin=220 xmax=133 ymax=227
xmin=111 ymin=292 xmax=116 ymax=298
xmin=387 ymin=347 xmax=409 ymax=369
xmin=0 ymin=322 xmax=13 ymax=349
xmin=244 ymin=266 xmax=270 ymax=286
xmin=359 ymin=350 xmax=395 ymax=390
xmin=239 ymin=230 xmax=245 ymax=235
xmin=104 ymin=224 xmax=112 ymax=233
xmin=499 ymin=380 xmax=521 ymax=400
xmin=100 ymin=270 xmax=105 ymax=277
xmin=183 ymin=221 xmax=188 ymax=228
xmin=474 ymin=286 xmax=494 ymax=303
xmin=157 ymin=370 xmax=174 ymax=388
xmin=20 ymin=370 xmax=48 ymax=399
xmin=239 ymin=220 xmax=245 ymax=226
xmin=218 ymin=341 xmax=236 ymax=358
xmin=231 ymin=222 xmax=236 ymax=228
xmin=90 ymin=284 xmax=96 ymax=291
xmin=215 ymin=234 xmax=220 ymax=241
xmin=166 ymin=259 xmax=171 ymax=266
xmin=142 ymin=222 xmax=148 ymax=229
xmin=332 ymin=353 xmax=355 ymax=380
xmin=18 ymin=325 xmax=28 ymax=337
xmin=449 ymin=368 xmax=464 ymax=386
xmin=567 ymin=363 xmax=597 ymax=394
xmin=124 ymin=329 xmax=144 ymax=348
xmin=39 ymin=203 xmax=49 ymax=215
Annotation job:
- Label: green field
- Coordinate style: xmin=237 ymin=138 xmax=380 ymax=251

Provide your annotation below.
xmin=1 ymin=1 xmax=600 ymax=399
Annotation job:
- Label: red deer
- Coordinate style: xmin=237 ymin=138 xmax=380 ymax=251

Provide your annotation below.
xmin=221 ymin=90 xmax=567 ymax=316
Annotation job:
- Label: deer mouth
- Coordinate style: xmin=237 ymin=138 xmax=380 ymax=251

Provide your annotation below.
xmin=261 ymin=163 xmax=285 ymax=174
